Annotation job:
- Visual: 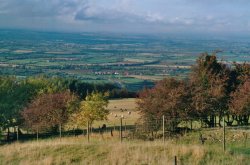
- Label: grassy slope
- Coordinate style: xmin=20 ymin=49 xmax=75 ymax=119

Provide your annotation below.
xmin=0 ymin=135 xmax=249 ymax=165
xmin=1 ymin=99 xmax=249 ymax=165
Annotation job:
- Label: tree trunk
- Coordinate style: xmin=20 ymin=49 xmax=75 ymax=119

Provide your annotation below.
xmin=59 ymin=124 xmax=62 ymax=140
xmin=210 ymin=115 xmax=215 ymax=127
xmin=218 ymin=115 xmax=222 ymax=127
xmin=225 ymin=115 xmax=233 ymax=126
xmin=214 ymin=115 xmax=217 ymax=127
xmin=36 ymin=129 xmax=39 ymax=141
xmin=235 ymin=115 xmax=243 ymax=126
xmin=243 ymin=115 xmax=249 ymax=125
xmin=7 ymin=127 xmax=10 ymax=142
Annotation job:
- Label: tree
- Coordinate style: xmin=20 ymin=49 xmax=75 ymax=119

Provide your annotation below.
xmin=137 ymin=78 xmax=193 ymax=134
xmin=72 ymin=92 xmax=109 ymax=128
xmin=0 ymin=76 xmax=36 ymax=140
xmin=68 ymin=80 xmax=118 ymax=99
xmin=0 ymin=76 xmax=40 ymax=138
xmin=26 ymin=76 xmax=69 ymax=95
xmin=0 ymin=76 xmax=69 ymax=129
xmin=229 ymin=79 xmax=250 ymax=125
xmin=21 ymin=91 xmax=79 ymax=133
xmin=233 ymin=63 xmax=250 ymax=84
xmin=189 ymin=53 xmax=229 ymax=127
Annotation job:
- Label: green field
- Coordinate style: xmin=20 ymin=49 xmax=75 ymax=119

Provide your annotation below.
xmin=1 ymin=30 xmax=249 ymax=91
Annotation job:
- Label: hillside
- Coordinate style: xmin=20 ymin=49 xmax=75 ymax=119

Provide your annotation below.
xmin=0 ymin=133 xmax=249 ymax=165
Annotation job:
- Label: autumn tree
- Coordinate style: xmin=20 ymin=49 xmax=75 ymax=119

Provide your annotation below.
xmin=189 ymin=53 xmax=230 ymax=127
xmin=233 ymin=63 xmax=250 ymax=83
xmin=71 ymin=92 xmax=109 ymax=128
xmin=21 ymin=91 xmax=79 ymax=134
xmin=229 ymin=78 xmax=250 ymax=125
xmin=137 ymin=78 xmax=193 ymax=134
xmin=137 ymin=53 xmax=249 ymax=132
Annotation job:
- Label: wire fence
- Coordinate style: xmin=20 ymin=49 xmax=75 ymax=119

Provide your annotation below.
xmin=1 ymin=116 xmax=249 ymax=152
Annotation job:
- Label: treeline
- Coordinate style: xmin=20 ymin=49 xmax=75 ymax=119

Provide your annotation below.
xmin=0 ymin=76 xmax=136 ymax=136
xmin=21 ymin=91 xmax=109 ymax=137
xmin=137 ymin=53 xmax=250 ymax=133
xmin=1 ymin=53 xmax=249 ymax=141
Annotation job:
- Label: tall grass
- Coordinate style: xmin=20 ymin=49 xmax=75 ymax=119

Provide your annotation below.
xmin=0 ymin=133 xmax=249 ymax=165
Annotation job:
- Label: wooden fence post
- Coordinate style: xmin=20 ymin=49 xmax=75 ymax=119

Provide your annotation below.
xmin=174 ymin=156 xmax=177 ymax=165
xmin=163 ymin=115 xmax=165 ymax=143
xmin=125 ymin=121 xmax=127 ymax=132
xmin=36 ymin=129 xmax=39 ymax=142
xmin=16 ymin=126 xmax=19 ymax=141
xmin=120 ymin=117 xmax=123 ymax=142
xmin=190 ymin=120 xmax=193 ymax=130
xmin=59 ymin=123 xmax=62 ymax=140
xmin=87 ymin=121 xmax=90 ymax=142
xmin=223 ymin=116 xmax=226 ymax=152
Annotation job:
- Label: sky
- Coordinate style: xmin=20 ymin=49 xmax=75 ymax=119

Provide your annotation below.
xmin=0 ymin=0 xmax=250 ymax=35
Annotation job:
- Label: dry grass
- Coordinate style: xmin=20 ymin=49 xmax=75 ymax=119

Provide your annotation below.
xmin=107 ymin=98 xmax=137 ymax=111
xmin=1 ymin=99 xmax=249 ymax=165
xmin=94 ymin=98 xmax=140 ymax=127
xmin=0 ymin=134 xmax=249 ymax=165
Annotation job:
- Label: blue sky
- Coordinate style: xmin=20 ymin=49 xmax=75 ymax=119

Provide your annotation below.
xmin=0 ymin=0 xmax=249 ymax=35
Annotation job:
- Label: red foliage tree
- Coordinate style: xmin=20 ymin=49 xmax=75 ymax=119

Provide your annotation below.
xmin=21 ymin=91 xmax=79 ymax=132
xmin=189 ymin=53 xmax=230 ymax=127
xmin=137 ymin=78 xmax=193 ymax=133
xmin=229 ymin=79 xmax=250 ymax=125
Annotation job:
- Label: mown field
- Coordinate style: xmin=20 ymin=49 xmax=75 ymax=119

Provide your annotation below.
xmin=93 ymin=98 xmax=139 ymax=128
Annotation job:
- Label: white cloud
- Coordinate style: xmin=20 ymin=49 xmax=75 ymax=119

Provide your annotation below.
xmin=0 ymin=0 xmax=84 ymax=17
xmin=0 ymin=0 xmax=249 ymax=34
xmin=74 ymin=1 xmax=166 ymax=24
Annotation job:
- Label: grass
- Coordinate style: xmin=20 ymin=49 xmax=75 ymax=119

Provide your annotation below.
xmin=1 ymin=99 xmax=249 ymax=164
xmin=94 ymin=98 xmax=140 ymax=127
xmin=126 ymin=75 xmax=163 ymax=81
xmin=0 ymin=133 xmax=249 ymax=165
xmin=108 ymin=98 xmax=137 ymax=111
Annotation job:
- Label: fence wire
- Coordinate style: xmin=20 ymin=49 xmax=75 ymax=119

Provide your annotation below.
xmin=1 ymin=116 xmax=249 ymax=148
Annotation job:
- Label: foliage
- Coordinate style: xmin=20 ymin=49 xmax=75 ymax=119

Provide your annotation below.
xmin=229 ymin=79 xmax=250 ymax=125
xmin=68 ymin=80 xmax=118 ymax=99
xmin=68 ymin=80 xmax=136 ymax=99
xmin=137 ymin=53 xmax=250 ymax=135
xmin=21 ymin=91 xmax=79 ymax=131
xmin=0 ymin=76 xmax=71 ymax=129
xmin=189 ymin=53 xmax=230 ymax=127
xmin=233 ymin=62 xmax=250 ymax=83
xmin=26 ymin=76 xmax=69 ymax=95
xmin=137 ymin=78 xmax=192 ymax=132
xmin=0 ymin=75 xmax=132 ymax=134
xmin=71 ymin=92 xmax=109 ymax=127
xmin=0 ymin=77 xmax=36 ymax=128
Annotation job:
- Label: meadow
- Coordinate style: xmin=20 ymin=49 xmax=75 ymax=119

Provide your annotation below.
xmin=0 ymin=129 xmax=249 ymax=165
xmin=1 ymin=98 xmax=249 ymax=165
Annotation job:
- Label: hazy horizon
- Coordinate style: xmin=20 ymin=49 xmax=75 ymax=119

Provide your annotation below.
xmin=1 ymin=27 xmax=250 ymax=41
xmin=0 ymin=0 xmax=250 ymax=36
